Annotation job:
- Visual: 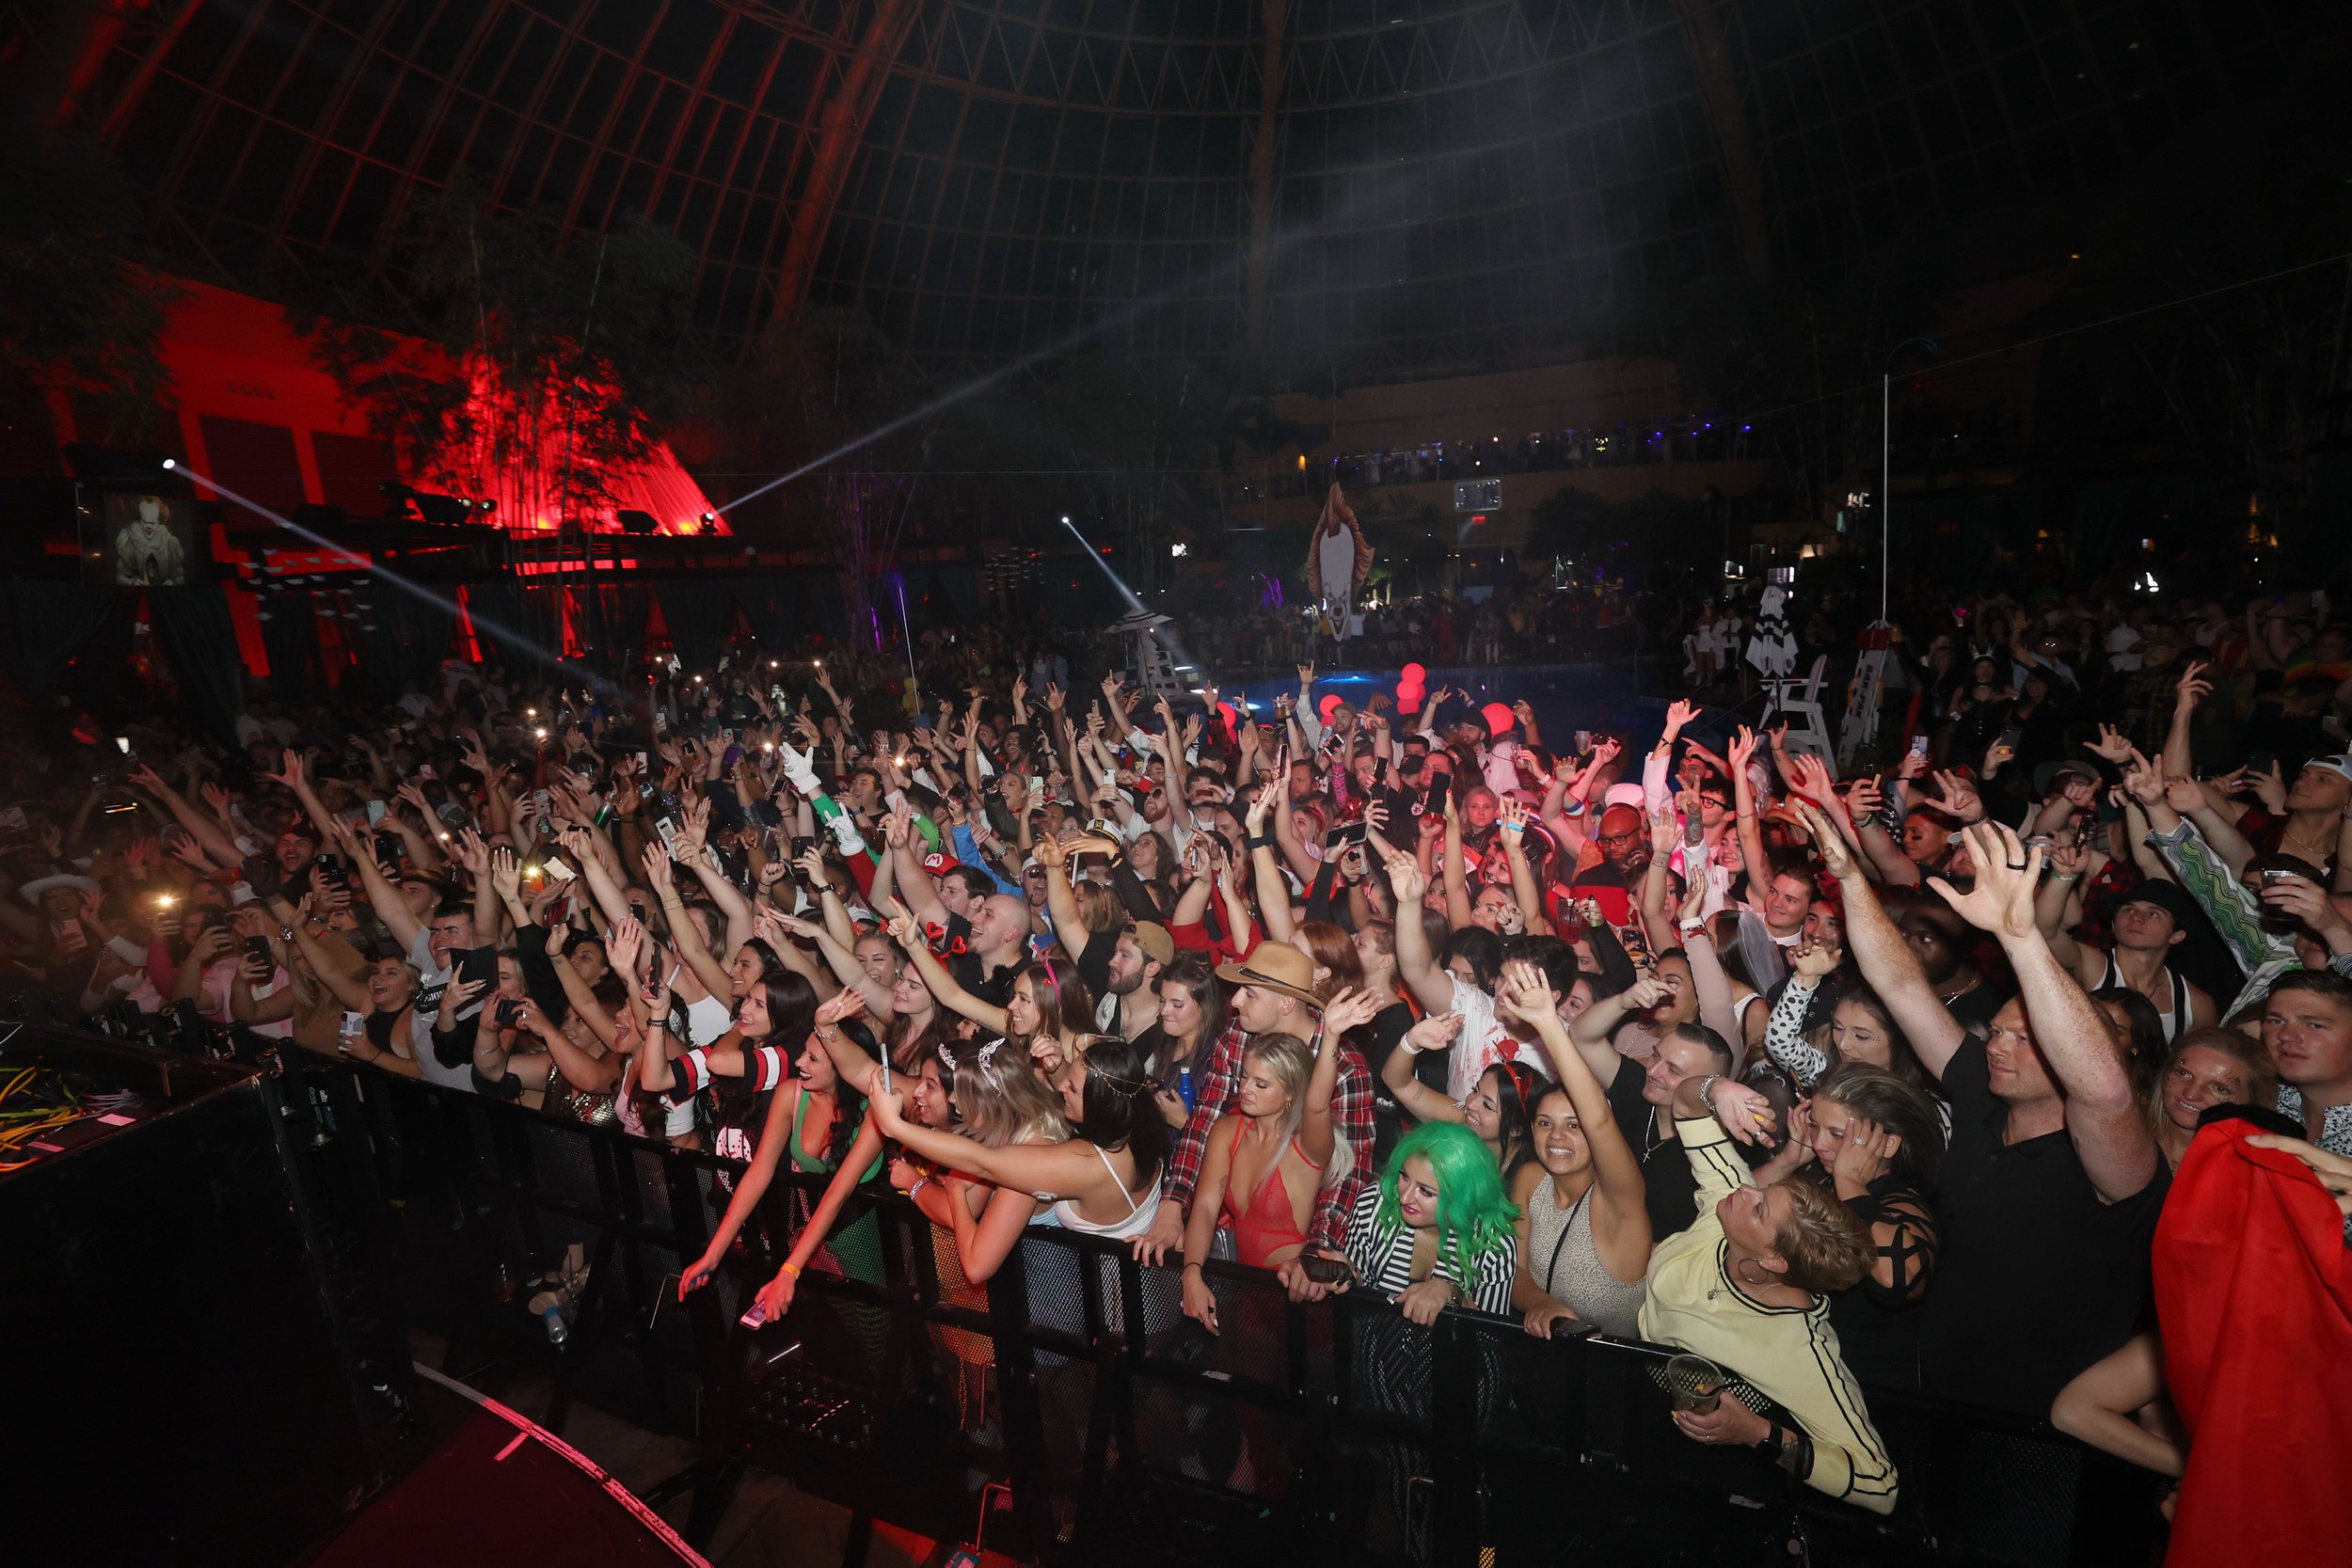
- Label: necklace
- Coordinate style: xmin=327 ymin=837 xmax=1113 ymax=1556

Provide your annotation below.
xmin=2283 ymin=820 xmax=2334 ymax=862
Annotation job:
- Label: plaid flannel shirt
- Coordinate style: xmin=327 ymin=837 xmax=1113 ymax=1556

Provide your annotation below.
xmin=1162 ymin=1014 xmax=1377 ymax=1254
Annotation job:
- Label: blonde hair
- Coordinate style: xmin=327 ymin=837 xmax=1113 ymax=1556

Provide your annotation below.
xmin=1238 ymin=1032 xmax=1353 ymax=1193
xmin=1771 ymin=1178 xmax=1876 ymax=1294
xmin=947 ymin=1040 xmax=1069 ymax=1148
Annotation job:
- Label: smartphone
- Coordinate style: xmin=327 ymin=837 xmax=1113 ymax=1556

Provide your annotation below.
xmin=455 ymin=945 xmax=499 ymax=990
xmin=655 ymin=816 xmax=680 ymax=851
xmin=244 ymin=934 xmax=274 ymax=973
xmin=790 ymin=835 xmax=819 ymax=859
xmin=1908 ymin=735 xmax=1930 ymax=760
xmin=1299 ymin=1255 xmax=1352 ymax=1285
xmin=373 ymin=832 xmax=402 ymax=865
xmin=494 ymin=999 xmax=524 ymax=1029
xmin=2261 ymin=867 xmax=2302 ymax=884
xmin=545 ymin=895 xmax=571 ymax=925
xmin=1995 ymin=727 xmax=2024 ymax=754
xmin=1323 ymin=821 xmax=1368 ymax=848
xmin=739 ymin=1299 xmax=769 ymax=1329
xmin=313 ymin=851 xmax=346 ymax=886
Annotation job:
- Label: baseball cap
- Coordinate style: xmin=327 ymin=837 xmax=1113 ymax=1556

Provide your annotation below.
xmin=1130 ymin=921 xmax=1175 ymax=966
xmin=2306 ymin=753 xmax=2352 ymax=784
xmin=1603 ymin=783 xmax=1645 ymax=811
xmin=920 ymin=849 xmax=961 ymax=875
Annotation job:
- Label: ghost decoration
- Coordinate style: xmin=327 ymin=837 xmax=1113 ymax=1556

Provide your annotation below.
xmin=1745 ymin=585 xmax=1798 ymax=679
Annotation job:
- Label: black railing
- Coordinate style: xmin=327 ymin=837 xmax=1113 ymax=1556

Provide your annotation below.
xmin=293 ymin=1061 xmax=2162 ymax=1567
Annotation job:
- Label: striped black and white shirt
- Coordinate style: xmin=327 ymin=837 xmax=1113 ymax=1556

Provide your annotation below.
xmin=1341 ymin=1184 xmax=1516 ymax=1314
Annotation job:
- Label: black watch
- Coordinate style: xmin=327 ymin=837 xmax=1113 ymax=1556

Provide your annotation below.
xmin=1753 ymin=1424 xmax=1785 ymax=1457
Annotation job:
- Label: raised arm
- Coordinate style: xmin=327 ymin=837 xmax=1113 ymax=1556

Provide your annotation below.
xmin=644 ymin=845 xmax=735 ymax=1005
xmin=885 ymin=904 xmax=1009 ymax=1036
xmin=1928 ymin=823 xmax=2157 ymax=1203
xmin=1791 ymin=800 xmax=1965 ymax=1080
xmin=1507 ymin=964 xmax=1649 ymax=1258
xmin=323 ymin=816 xmax=424 ymax=956
xmin=1245 ymin=780 xmax=1299 ymax=945
xmin=1380 ymin=1012 xmax=1467 ymax=1125
xmin=1380 ymin=852 xmax=1453 ymax=1013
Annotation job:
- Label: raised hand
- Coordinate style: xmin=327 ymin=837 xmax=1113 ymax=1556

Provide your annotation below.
xmin=2085 ymin=723 xmax=2133 ymax=764
xmin=262 ymin=748 xmax=308 ymax=790
xmin=1661 ymin=698 xmax=1699 ymax=739
xmin=1320 ymin=986 xmax=1384 ymax=1037
xmin=1922 ymin=769 xmax=1983 ymax=823
xmin=1495 ymin=960 xmax=1558 ymax=1027
xmin=490 ymin=847 xmax=522 ymax=903
xmin=1724 ymin=725 xmax=1757 ymax=773
xmin=451 ymin=826 xmax=490 ymax=877
xmin=1844 ymin=776 xmax=1884 ymax=821
xmin=2249 ymin=759 xmax=2289 ymax=816
xmin=1928 ymin=823 xmax=2041 ymax=941
xmin=1382 ymin=852 xmax=1427 ymax=904
xmin=1788 ymin=800 xmax=1854 ymax=879
xmin=815 ymin=988 xmax=867 ymax=1028
xmin=2173 ymin=658 xmax=2213 ymax=709
xmin=1789 ymin=939 xmax=1840 ymax=981
xmin=1400 ymin=1010 xmax=1464 ymax=1056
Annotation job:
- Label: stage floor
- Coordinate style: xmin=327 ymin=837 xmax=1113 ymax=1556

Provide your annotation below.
xmin=294 ymin=1343 xmax=1020 ymax=1568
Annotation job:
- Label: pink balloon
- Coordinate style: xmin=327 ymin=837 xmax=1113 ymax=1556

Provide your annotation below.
xmin=1317 ymin=693 xmax=1343 ymax=723
xmin=1402 ymin=662 xmax=1427 ymax=684
xmin=1396 ymin=683 xmax=1423 ymax=709
xmin=1483 ymin=701 xmax=1517 ymax=736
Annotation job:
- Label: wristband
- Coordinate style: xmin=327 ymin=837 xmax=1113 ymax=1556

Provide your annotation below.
xmin=1556 ymin=798 xmax=1586 ymax=817
xmin=1182 ymin=1261 xmax=1203 ymax=1275
xmin=779 ymin=1261 xmax=802 ymax=1280
xmin=909 ymin=1177 xmax=930 ymax=1201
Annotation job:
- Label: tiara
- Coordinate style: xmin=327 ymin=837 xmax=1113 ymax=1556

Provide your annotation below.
xmin=938 ymin=1037 xmax=1005 ymax=1073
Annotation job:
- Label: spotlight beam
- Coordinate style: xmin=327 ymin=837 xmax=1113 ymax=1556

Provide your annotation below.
xmin=162 ymin=461 xmax=621 ymax=696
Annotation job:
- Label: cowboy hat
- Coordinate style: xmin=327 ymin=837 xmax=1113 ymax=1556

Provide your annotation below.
xmin=1216 ymin=942 xmax=1324 ymax=1009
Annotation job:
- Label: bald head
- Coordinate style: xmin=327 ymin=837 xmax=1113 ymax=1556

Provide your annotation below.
xmin=974 ymin=895 xmax=1033 ymax=958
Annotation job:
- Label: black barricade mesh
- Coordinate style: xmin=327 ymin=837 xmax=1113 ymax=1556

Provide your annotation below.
xmin=296 ymin=1064 xmax=2159 ymax=1568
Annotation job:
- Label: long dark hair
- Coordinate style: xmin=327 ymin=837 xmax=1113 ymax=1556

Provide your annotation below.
xmin=1072 ymin=1037 xmax=1166 ymax=1191
xmin=1152 ymin=950 xmax=1228 ymax=1074
xmin=1484 ymin=1060 xmax=1542 ymax=1178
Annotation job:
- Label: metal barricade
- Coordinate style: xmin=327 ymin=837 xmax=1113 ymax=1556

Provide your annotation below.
xmin=296 ymin=1061 xmax=2162 ymax=1567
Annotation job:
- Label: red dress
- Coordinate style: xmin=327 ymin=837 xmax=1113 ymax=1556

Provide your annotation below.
xmin=2151 ymin=1117 xmax=2352 ymax=1567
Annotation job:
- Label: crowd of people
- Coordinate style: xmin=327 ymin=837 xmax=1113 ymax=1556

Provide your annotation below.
xmin=5 ymin=581 xmax=2349 ymax=1539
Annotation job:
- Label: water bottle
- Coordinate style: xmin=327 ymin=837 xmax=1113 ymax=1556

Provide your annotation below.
xmin=1178 ymin=1066 xmax=1195 ymax=1113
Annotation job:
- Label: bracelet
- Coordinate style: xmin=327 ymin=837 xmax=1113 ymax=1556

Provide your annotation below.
xmin=779 ymin=1261 xmax=802 ymax=1280
xmin=2050 ymin=871 xmax=2082 ymax=882
xmin=908 ymin=1177 xmax=930 ymax=1200
xmin=1695 ymin=1072 xmax=1724 ymax=1109
xmin=1182 ymin=1261 xmax=1203 ymax=1275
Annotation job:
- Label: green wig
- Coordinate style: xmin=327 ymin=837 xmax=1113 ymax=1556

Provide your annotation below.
xmin=1377 ymin=1122 xmax=1519 ymax=1268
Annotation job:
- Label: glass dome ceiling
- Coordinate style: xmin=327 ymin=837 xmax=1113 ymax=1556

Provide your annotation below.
xmin=45 ymin=0 xmax=2333 ymax=377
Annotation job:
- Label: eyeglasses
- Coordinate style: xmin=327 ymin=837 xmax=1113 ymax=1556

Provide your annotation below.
xmin=1597 ymin=831 xmax=1642 ymax=847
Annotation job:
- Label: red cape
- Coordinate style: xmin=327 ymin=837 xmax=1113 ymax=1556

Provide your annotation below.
xmin=2152 ymin=1117 xmax=2352 ymax=1567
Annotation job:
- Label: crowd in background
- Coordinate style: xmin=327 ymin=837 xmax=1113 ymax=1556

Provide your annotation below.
xmin=4 ymin=575 xmax=2349 ymax=1544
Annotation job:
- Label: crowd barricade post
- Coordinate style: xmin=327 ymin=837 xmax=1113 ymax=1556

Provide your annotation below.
xmin=278 ymin=1059 xmax=2164 ymax=1567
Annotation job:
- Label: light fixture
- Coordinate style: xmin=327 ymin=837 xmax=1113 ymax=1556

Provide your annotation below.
xmin=1170 ymin=542 xmax=1187 ymax=557
xmin=161 ymin=458 xmax=177 ymax=469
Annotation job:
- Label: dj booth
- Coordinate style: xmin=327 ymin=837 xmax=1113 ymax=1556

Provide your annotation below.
xmin=0 ymin=1022 xmax=2163 ymax=1567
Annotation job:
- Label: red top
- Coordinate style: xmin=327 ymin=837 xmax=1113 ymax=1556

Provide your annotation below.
xmin=1220 ymin=1134 xmax=1323 ymax=1269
